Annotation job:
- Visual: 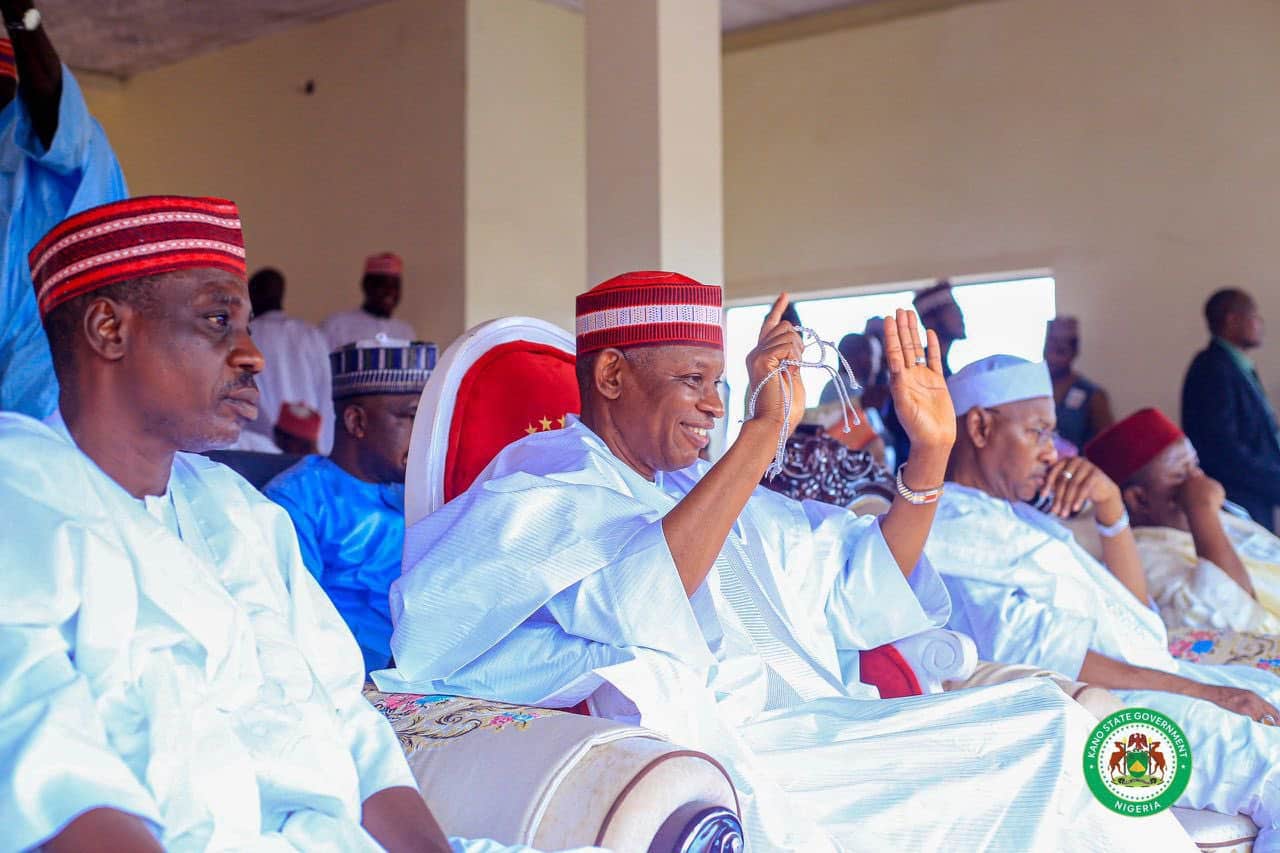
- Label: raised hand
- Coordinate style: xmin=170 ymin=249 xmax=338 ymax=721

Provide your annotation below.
xmin=883 ymin=309 xmax=955 ymax=455
xmin=744 ymin=293 xmax=805 ymax=433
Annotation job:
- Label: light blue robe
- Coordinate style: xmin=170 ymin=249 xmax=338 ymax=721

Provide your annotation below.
xmin=265 ymin=455 xmax=404 ymax=674
xmin=380 ymin=419 xmax=1193 ymax=852
xmin=930 ymin=483 xmax=1280 ymax=850
xmin=0 ymin=412 xmax=415 ymax=850
xmin=0 ymin=68 xmax=127 ymax=419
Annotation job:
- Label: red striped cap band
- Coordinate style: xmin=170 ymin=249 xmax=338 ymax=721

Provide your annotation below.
xmin=365 ymin=252 xmax=403 ymax=277
xmin=0 ymin=40 xmax=13 ymax=82
xmin=29 ymin=195 xmax=246 ymax=318
xmin=575 ymin=270 xmax=723 ymax=355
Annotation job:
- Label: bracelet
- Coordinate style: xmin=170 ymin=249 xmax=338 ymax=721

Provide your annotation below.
xmin=1096 ymin=508 xmax=1130 ymax=538
xmin=896 ymin=463 xmax=944 ymax=505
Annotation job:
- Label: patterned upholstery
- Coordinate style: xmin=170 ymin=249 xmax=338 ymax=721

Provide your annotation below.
xmin=1168 ymin=627 xmax=1280 ymax=675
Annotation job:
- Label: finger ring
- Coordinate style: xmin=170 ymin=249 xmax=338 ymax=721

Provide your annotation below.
xmin=914 ymin=356 xmax=927 ymax=366
xmin=1263 ymin=713 xmax=1276 ymax=725
xmin=1063 ymin=470 xmax=1074 ymax=481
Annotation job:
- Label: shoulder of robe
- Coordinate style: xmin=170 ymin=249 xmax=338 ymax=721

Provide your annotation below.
xmin=0 ymin=414 xmax=99 ymax=509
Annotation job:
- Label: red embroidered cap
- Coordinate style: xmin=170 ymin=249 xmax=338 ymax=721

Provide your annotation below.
xmin=1084 ymin=407 xmax=1187 ymax=486
xmin=364 ymin=252 xmax=403 ymax=277
xmin=28 ymin=195 xmax=246 ymax=318
xmin=575 ymin=270 xmax=723 ymax=355
xmin=276 ymin=402 xmax=322 ymax=443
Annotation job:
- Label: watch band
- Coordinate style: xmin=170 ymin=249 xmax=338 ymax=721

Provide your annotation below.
xmin=1095 ymin=508 xmax=1131 ymax=538
xmin=895 ymin=463 xmax=944 ymax=506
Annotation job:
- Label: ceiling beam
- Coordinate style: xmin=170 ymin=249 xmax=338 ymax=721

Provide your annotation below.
xmin=724 ymin=0 xmax=999 ymax=53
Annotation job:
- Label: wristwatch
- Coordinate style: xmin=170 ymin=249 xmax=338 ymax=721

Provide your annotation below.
xmin=6 ymin=6 xmax=40 ymax=32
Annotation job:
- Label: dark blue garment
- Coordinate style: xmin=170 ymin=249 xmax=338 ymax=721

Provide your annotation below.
xmin=1182 ymin=339 xmax=1280 ymax=531
xmin=1053 ymin=375 xmax=1100 ymax=450
xmin=264 ymin=456 xmax=404 ymax=673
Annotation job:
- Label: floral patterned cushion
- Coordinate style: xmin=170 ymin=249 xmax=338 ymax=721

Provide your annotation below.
xmin=365 ymin=687 xmax=554 ymax=755
xmin=1168 ymin=627 xmax=1280 ymax=675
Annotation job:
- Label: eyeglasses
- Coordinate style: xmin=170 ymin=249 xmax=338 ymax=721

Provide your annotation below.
xmin=985 ymin=405 xmax=1056 ymax=447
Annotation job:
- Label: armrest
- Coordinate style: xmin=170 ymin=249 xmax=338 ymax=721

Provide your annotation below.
xmin=892 ymin=629 xmax=978 ymax=693
xmin=365 ymin=690 xmax=739 ymax=851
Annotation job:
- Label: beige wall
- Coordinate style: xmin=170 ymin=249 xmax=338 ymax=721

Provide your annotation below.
xmin=724 ymin=0 xmax=1280 ymax=420
xmin=81 ymin=0 xmax=588 ymax=349
xmin=465 ymin=0 xmax=585 ymax=332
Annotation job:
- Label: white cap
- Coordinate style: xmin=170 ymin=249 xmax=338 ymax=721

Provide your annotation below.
xmin=946 ymin=355 xmax=1052 ymax=415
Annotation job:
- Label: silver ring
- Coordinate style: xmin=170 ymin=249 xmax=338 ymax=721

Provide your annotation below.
xmin=914 ymin=356 xmax=927 ymax=366
xmin=1063 ymin=470 xmax=1074 ymax=481
xmin=1263 ymin=713 xmax=1276 ymax=725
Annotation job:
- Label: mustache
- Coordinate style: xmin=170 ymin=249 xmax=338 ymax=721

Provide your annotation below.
xmin=219 ymin=374 xmax=259 ymax=396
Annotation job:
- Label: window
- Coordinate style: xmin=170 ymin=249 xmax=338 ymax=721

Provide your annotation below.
xmin=722 ymin=274 xmax=1056 ymax=444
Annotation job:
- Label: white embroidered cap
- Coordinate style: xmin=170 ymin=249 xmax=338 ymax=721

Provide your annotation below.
xmin=946 ymin=355 xmax=1052 ymax=415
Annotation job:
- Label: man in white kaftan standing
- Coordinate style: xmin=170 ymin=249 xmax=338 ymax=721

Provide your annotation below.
xmin=382 ymin=271 xmax=1193 ymax=851
xmin=928 ymin=354 xmax=1280 ymax=850
xmin=0 ymin=195 xmax=561 ymax=853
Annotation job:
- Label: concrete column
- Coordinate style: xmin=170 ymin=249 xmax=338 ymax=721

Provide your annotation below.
xmin=585 ymin=0 xmax=724 ymax=286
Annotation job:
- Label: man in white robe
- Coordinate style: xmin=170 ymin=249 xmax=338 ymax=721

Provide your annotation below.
xmin=0 ymin=195 xmax=562 ymax=853
xmin=382 ymin=271 xmax=1193 ymax=851
xmin=1084 ymin=406 xmax=1280 ymax=632
xmin=928 ymin=354 xmax=1280 ymax=849
xmin=243 ymin=266 xmax=334 ymax=453
xmin=322 ymin=252 xmax=416 ymax=350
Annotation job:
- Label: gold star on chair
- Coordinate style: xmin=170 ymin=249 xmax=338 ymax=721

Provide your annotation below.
xmin=524 ymin=424 xmax=538 ymax=435
xmin=539 ymin=416 xmax=553 ymax=431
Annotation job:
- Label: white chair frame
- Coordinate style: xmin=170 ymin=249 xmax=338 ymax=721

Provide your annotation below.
xmin=405 ymin=316 xmax=576 ymax=529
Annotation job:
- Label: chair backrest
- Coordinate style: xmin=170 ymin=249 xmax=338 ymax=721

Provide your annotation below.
xmin=405 ymin=317 xmax=579 ymax=527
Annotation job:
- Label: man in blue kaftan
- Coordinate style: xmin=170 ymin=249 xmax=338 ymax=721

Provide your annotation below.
xmin=266 ymin=336 xmax=434 ymax=673
xmin=0 ymin=16 xmax=127 ymax=418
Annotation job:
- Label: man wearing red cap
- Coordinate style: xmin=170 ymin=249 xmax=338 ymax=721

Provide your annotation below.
xmin=383 ymin=272 xmax=1193 ymax=850
xmin=0 ymin=197 xmax=460 ymax=851
xmin=274 ymin=400 xmax=322 ymax=455
xmin=1086 ymin=408 xmax=1280 ymax=633
xmin=0 ymin=2 xmax=127 ymax=421
xmin=321 ymin=252 xmax=416 ymax=350
xmin=928 ymin=357 xmax=1280 ymax=843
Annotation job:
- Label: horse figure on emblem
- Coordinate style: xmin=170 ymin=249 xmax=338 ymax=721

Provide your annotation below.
xmin=1148 ymin=742 xmax=1167 ymax=781
xmin=1108 ymin=741 xmax=1127 ymax=780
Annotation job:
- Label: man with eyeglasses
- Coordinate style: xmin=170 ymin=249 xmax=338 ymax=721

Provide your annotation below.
xmin=926 ymin=354 xmax=1280 ymax=843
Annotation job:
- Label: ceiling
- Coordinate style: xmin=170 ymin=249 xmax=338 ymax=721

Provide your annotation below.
xmin=42 ymin=0 xmax=391 ymax=78
xmin=44 ymin=0 xmax=888 ymax=79
xmin=542 ymin=0 xmax=882 ymax=32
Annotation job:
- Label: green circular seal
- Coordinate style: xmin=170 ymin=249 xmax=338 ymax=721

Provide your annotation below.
xmin=1083 ymin=707 xmax=1191 ymax=816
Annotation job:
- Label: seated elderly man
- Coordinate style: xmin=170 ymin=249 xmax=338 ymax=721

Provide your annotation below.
xmin=380 ymin=271 xmax=1192 ymax=851
xmin=0 ymin=196 xmax=552 ymax=853
xmin=1085 ymin=407 xmax=1280 ymax=633
xmin=266 ymin=336 xmax=433 ymax=674
xmin=928 ymin=354 xmax=1280 ymax=845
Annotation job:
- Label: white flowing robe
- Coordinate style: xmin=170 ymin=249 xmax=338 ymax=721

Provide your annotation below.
xmin=320 ymin=308 xmax=416 ymax=351
xmin=930 ymin=483 xmax=1280 ymax=849
xmin=0 ymin=412 xmax=415 ymax=851
xmin=381 ymin=421 xmax=1193 ymax=852
xmin=245 ymin=310 xmax=334 ymax=454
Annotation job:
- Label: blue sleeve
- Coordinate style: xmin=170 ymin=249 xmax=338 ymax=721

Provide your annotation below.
xmin=263 ymin=480 xmax=326 ymax=582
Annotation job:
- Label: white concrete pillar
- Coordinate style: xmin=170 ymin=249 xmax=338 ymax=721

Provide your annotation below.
xmin=585 ymin=0 xmax=724 ymax=286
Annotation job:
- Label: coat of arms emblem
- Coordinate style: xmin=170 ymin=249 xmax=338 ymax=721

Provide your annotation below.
xmin=1084 ymin=708 xmax=1191 ymax=815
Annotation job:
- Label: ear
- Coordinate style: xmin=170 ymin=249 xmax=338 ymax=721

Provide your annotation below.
xmin=1122 ymin=482 xmax=1148 ymax=513
xmin=82 ymin=298 xmax=131 ymax=363
xmin=964 ymin=407 xmax=994 ymax=449
xmin=593 ymin=349 xmax=626 ymax=401
xmin=342 ymin=402 xmax=368 ymax=439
